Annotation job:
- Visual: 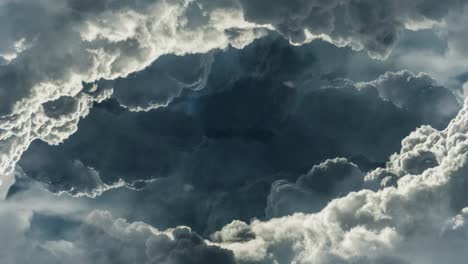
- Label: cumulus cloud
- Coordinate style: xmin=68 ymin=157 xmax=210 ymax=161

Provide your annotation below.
xmin=75 ymin=210 xmax=236 ymax=264
xmin=16 ymin=68 xmax=458 ymax=243
xmin=1 ymin=1 xmax=468 ymax=263
xmin=0 ymin=0 xmax=269 ymax=177
xmin=18 ymin=71 xmax=418 ymax=196
xmin=213 ymin=99 xmax=468 ymax=264
xmin=0 ymin=205 xmax=235 ymax=264
xmin=0 ymin=0 xmax=466 ymax=181
xmin=238 ymin=0 xmax=465 ymax=59
xmin=3 ymin=86 xmax=468 ymax=264
xmin=6 ymin=90 xmax=468 ymax=264
xmin=389 ymin=5 xmax=468 ymax=88
xmin=364 ymin=70 xmax=461 ymax=129
xmin=19 ymin=100 xmax=204 ymax=197
xmin=0 ymin=169 xmax=235 ymax=264
xmin=19 ymin=33 xmax=459 ymax=199
xmin=113 ymin=53 xmax=214 ymax=111
xmin=266 ymin=158 xmax=364 ymax=218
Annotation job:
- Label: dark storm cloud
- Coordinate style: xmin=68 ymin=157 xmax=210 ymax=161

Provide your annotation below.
xmin=0 ymin=0 xmax=466 ymax=178
xmin=76 ymin=211 xmax=236 ymax=264
xmin=18 ymin=37 xmax=460 ymax=235
xmin=0 ymin=172 xmax=235 ymax=264
xmin=367 ymin=70 xmax=462 ymax=129
xmin=1 ymin=1 xmax=468 ymax=264
xmin=237 ymin=0 xmax=465 ymax=58
xmin=265 ymin=158 xmax=363 ymax=218
xmin=0 ymin=0 xmax=269 ymax=176
xmin=113 ymin=53 xmax=214 ymax=112
xmin=8 ymin=109 xmax=468 ymax=264
xmin=6 ymin=96 xmax=468 ymax=263
xmin=19 ymin=99 xmax=204 ymax=196
xmin=212 ymin=98 xmax=468 ymax=264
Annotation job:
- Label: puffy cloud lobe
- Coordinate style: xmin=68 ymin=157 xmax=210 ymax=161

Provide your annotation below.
xmin=238 ymin=0 xmax=465 ymax=58
xmin=0 ymin=170 xmax=235 ymax=264
xmin=19 ymin=100 xmax=204 ymax=196
xmin=13 ymin=34 xmax=460 ymax=238
xmin=266 ymin=158 xmax=364 ymax=218
xmin=364 ymin=70 xmax=461 ymax=129
xmin=213 ymin=100 xmax=468 ymax=264
xmin=76 ymin=210 xmax=236 ymax=264
xmin=388 ymin=6 xmax=468 ymax=88
xmin=17 ymin=63 xmax=459 ymax=236
xmin=0 ymin=0 xmax=269 ymax=177
xmin=19 ymin=70 xmax=422 ymax=197
xmin=211 ymin=220 xmax=256 ymax=243
xmin=113 ymin=53 xmax=214 ymax=112
xmin=1 ymin=2 xmax=468 ymax=263
xmin=3 ymin=77 xmax=468 ymax=264
xmin=0 ymin=0 xmax=465 ymax=180
xmin=0 ymin=193 xmax=236 ymax=264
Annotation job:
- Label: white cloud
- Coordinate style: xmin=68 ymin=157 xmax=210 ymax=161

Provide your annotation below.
xmin=213 ymin=99 xmax=468 ymax=263
xmin=0 ymin=0 xmax=269 ymax=177
xmin=1 ymin=0 xmax=465 ymax=181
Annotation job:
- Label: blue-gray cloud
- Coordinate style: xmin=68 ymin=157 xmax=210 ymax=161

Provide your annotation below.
xmin=17 ymin=38 xmax=460 ymax=236
xmin=1 ymin=1 xmax=467 ymax=263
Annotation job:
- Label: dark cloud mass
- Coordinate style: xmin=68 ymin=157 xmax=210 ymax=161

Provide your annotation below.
xmin=1 ymin=0 xmax=468 ymax=264
xmin=265 ymin=158 xmax=364 ymax=218
xmin=238 ymin=0 xmax=464 ymax=58
xmin=17 ymin=37 xmax=461 ymax=236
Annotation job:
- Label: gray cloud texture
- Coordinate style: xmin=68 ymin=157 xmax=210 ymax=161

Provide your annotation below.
xmin=1 ymin=0 xmax=468 ymax=263
xmin=16 ymin=62 xmax=460 ymax=237
xmin=265 ymin=157 xmax=364 ymax=218
xmin=3 ymin=98 xmax=468 ymax=264
xmin=17 ymin=35 xmax=460 ymax=201
xmin=214 ymin=99 xmax=468 ymax=264
xmin=0 ymin=0 xmax=466 ymax=179
xmin=0 ymin=0 xmax=268 ymax=176
xmin=238 ymin=0 xmax=464 ymax=58
xmin=0 ymin=178 xmax=235 ymax=264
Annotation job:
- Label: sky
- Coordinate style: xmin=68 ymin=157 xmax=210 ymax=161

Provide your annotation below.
xmin=1 ymin=0 xmax=468 ymax=263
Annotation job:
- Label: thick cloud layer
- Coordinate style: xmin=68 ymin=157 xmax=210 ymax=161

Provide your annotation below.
xmin=0 ymin=0 xmax=466 ymax=180
xmin=390 ymin=5 xmax=468 ymax=88
xmin=238 ymin=0 xmax=465 ymax=58
xmin=213 ymin=99 xmax=468 ymax=264
xmin=365 ymin=71 xmax=461 ymax=129
xmin=0 ymin=179 xmax=235 ymax=264
xmin=0 ymin=0 xmax=269 ymax=176
xmin=17 ymin=50 xmax=460 ymax=235
xmin=19 ymin=61 xmax=458 ymax=196
xmin=77 ymin=211 xmax=236 ymax=264
xmin=4 ymin=98 xmax=468 ymax=264
xmin=266 ymin=158 xmax=364 ymax=218
xmin=2 ymin=1 xmax=468 ymax=263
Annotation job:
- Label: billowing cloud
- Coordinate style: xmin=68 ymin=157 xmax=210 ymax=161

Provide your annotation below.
xmin=18 ymin=101 xmax=204 ymax=197
xmin=1 ymin=205 xmax=235 ymax=264
xmin=0 ymin=170 xmax=234 ymax=264
xmin=1 ymin=0 xmax=466 ymax=181
xmin=390 ymin=5 xmax=468 ymax=88
xmin=16 ymin=71 xmax=423 ymax=196
xmin=364 ymin=70 xmax=462 ymax=129
xmin=213 ymin=99 xmax=468 ymax=264
xmin=0 ymin=0 xmax=269 ymax=177
xmin=18 ymin=34 xmax=459 ymax=199
xmin=2 ymin=80 xmax=467 ymax=264
xmin=113 ymin=53 xmax=214 ymax=111
xmin=2 ymin=2 xmax=468 ymax=263
xmin=17 ymin=58 xmax=459 ymax=237
xmin=237 ymin=0 xmax=465 ymax=58
xmin=266 ymin=158 xmax=364 ymax=218
xmin=76 ymin=210 xmax=236 ymax=264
